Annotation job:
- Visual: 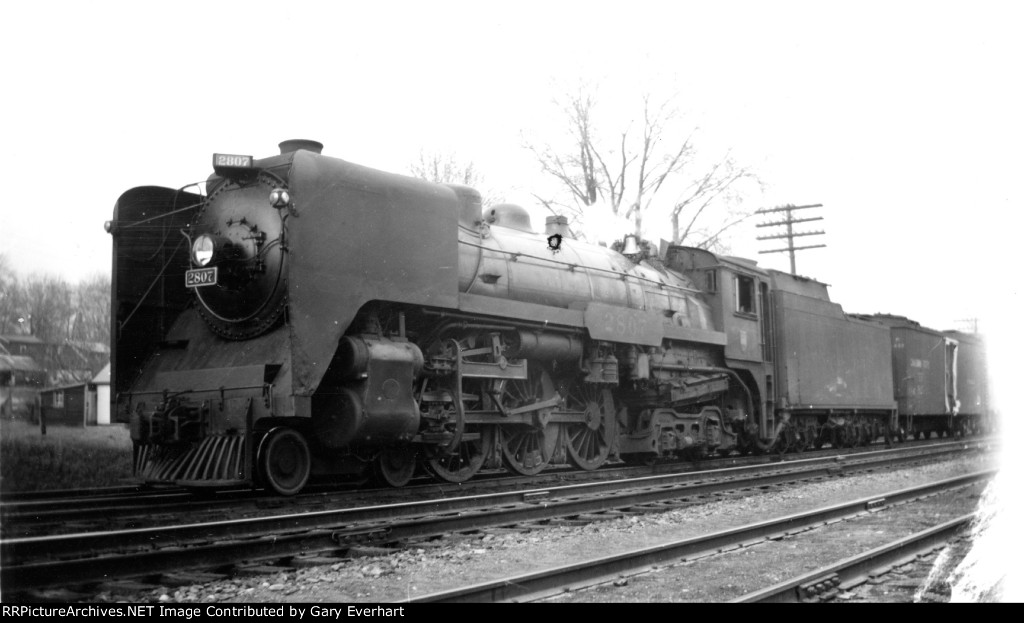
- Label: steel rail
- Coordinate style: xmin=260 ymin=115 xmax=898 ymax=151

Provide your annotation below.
xmin=0 ymin=484 xmax=173 ymax=503
xmin=0 ymin=445 xmax=984 ymax=592
xmin=3 ymin=491 xmax=195 ymax=516
xmin=3 ymin=441 xmax=973 ymax=556
xmin=1 ymin=488 xmax=258 ymax=524
xmin=1 ymin=439 xmax=984 ymax=527
xmin=730 ymin=514 xmax=975 ymax=602
xmin=406 ymin=472 xmax=991 ymax=603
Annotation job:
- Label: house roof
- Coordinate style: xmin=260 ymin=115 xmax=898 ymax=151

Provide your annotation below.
xmin=91 ymin=362 xmax=110 ymax=384
xmin=40 ymin=381 xmax=89 ymax=393
xmin=64 ymin=340 xmax=110 ymax=354
xmin=0 ymin=334 xmax=45 ymax=344
xmin=0 ymin=354 xmax=43 ymax=372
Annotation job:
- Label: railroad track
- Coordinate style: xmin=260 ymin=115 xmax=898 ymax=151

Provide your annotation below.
xmin=0 ymin=440 xmax=986 ymax=598
xmin=0 ymin=438 xmax=989 ymax=537
xmin=412 ymin=473 xmax=988 ymax=603
xmin=731 ymin=515 xmax=973 ymax=602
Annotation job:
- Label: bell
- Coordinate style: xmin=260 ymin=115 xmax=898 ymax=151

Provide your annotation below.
xmin=621 ymin=234 xmax=640 ymax=256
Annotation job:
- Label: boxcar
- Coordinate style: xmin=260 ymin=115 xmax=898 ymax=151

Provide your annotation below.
xmin=945 ymin=330 xmax=989 ymax=434
xmin=867 ymin=315 xmax=958 ymax=439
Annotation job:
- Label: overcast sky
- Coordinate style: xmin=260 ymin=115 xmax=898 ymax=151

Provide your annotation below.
xmin=5 ymin=1 xmax=1020 ymax=331
xmin=3 ymin=0 xmax=1022 ymax=596
xmin=2 ymin=1 xmax=1020 ymax=345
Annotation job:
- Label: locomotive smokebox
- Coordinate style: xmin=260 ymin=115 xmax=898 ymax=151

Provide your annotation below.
xmin=279 ymin=139 xmax=324 ymax=154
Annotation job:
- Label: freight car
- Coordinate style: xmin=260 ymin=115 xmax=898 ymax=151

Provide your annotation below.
xmin=945 ymin=330 xmax=989 ymax=435
xmin=106 ymin=140 xmax=940 ymax=495
xmin=851 ymin=315 xmax=990 ymax=440
xmin=859 ymin=314 xmax=959 ymax=440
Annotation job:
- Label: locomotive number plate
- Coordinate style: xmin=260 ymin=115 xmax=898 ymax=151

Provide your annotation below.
xmin=185 ymin=267 xmax=218 ymax=288
xmin=584 ymin=302 xmax=664 ymax=346
xmin=213 ymin=153 xmax=253 ymax=168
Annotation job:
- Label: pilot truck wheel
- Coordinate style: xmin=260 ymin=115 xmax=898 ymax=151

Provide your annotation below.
xmin=258 ymin=427 xmax=312 ymax=496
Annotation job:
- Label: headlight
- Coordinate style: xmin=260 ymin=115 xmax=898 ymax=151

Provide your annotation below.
xmin=192 ymin=235 xmax=215 ymax=266
xmin=269 ymin=188 xmax=291 ymax=209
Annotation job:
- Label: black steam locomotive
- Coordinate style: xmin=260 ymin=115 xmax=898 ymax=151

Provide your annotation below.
xmin=107 ymin=140 xmax=988 ymax=494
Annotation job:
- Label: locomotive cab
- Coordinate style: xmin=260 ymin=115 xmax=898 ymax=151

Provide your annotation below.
xmin=666 ymin=247 xmax=774 ymax=448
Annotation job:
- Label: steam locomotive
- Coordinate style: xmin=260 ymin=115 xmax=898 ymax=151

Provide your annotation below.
xmin=107 ymin=140 xmax=987 ymax=494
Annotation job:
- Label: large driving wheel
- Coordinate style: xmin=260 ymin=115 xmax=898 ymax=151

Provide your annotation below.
xmin=258 ymin=427 xmax=311 ymax=496
xmin=500 ymin=424 xmax=559 ymax=475
xmin=495 ymin=370 xmax=560 ymax=476
xmin=564 ymin=384 xmax=616 ymax=470
xmin=425 ymin=426 xmax=493 ymax=483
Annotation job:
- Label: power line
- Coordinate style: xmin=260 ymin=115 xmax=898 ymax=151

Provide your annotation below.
xmin=756 ymin=203 xmax=825 ymax=275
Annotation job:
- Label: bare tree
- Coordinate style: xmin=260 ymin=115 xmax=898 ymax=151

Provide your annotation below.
xmin=523 ymin=89 xmax=603 ymax=222
xmin=525 ymin=86 xmax=760 ymax=249
xmin=409 ymin=150 xmax=502 ymax=207
xmin=1 ymin=267 xmax=110 ymax=383
xmin=669 ymin=153 xmax=757 ymax=250
xmin=0 ymin=254 xmax=21 ymax=335
xmin=19 ymin=276 xmax=71 ymax=345
xmin=69 ymin=275 xmax=111 ymax=345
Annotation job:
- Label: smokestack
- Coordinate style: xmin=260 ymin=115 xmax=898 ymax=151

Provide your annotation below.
xmin=279 ymin=139 xmax=324 ymax=154
xmin=545 ymin=215 xmax=571 ymax=239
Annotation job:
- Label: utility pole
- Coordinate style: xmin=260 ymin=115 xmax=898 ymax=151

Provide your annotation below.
xmin=756 ymin=204 xmax=825 ymax=275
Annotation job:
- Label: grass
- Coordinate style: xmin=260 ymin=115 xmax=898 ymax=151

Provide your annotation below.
xmin=0 ymin=419 xmax=134 ymax=492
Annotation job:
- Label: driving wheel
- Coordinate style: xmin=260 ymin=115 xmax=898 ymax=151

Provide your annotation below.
xmin=564 ymin=384 xmax=615 ymax=470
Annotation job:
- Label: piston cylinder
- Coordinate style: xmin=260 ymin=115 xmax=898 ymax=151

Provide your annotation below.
xmin=313 ymin=336 xmax=424 ymax=448
xmin=505 ymin=330 xmax=584 ymax=362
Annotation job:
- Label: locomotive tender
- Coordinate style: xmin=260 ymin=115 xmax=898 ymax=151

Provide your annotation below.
xmin=108 ymin=140 xmax=983 ymax=494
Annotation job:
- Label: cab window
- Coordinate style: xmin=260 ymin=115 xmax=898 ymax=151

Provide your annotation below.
xmin=734 ymin=275 xmax=755 ymax=315
xmin=705 ymin=270 xmax=718 ymax=292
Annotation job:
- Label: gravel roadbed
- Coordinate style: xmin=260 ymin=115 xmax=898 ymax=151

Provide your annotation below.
xmin=105 ymin=453 xmax=993 ymax=603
